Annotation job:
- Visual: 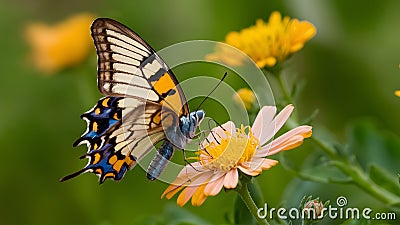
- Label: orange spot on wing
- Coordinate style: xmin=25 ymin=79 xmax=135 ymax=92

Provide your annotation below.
xmin=92 ymin=122 xmax=98 ymax=132
xmin=152 ymin=72 xmax=175 ymax=94
xmin=92 ymin=153 xmax=101 ymax=164
xmin=104 ymin=173 xmax=115 ymax=179
xmin=152 ymin=111 xmax=162 ymax=125
xmin=127 ymin=156 xmax=136 ymax=168
xmin=102 ymin=98 xmax=110 ymax=107
xmin=113 ymin=112 xmax=119 ymax=120
xmin=113 ymin=160 xmax=124 ymax=172
xmin=109 ymin=155 xmax=118 ymax=165
xmin=95 ymin=108 xmax=101 ymax=115
xmin=152 ymin=73 xmax=183 ymax=114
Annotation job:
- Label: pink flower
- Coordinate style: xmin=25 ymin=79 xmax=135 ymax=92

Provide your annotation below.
xmin=162 ymin=105 xmax=312 ymax=206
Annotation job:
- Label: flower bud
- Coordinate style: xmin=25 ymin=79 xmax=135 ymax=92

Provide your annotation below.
xmin=233 ymin=88 xmax=256 ymax=111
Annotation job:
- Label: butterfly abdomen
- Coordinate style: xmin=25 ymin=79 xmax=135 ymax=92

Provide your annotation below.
xmin=147 ymin=141 xmax=175 ymax=180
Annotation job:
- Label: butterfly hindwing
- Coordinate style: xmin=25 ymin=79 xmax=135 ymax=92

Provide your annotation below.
xmin=62 ymin=97 xmax=168 ymax=182
xmin=73 ymin=97 xmax=122 ymax=150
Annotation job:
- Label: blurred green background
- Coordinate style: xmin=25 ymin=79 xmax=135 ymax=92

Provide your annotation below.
xmin=1 ymin=0 xmax=400 ymax=224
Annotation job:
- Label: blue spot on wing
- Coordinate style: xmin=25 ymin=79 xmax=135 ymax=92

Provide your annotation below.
xmin=83 ymin=143 xmax=129 ymax=183
xmin=61 ymin=142 xmax=136 ymax=183
xmin=73 ymin=97 xmax=123 ymax=148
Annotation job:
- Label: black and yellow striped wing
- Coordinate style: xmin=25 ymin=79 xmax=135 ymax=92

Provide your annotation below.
xmin=92 ymin=18 xmax=189 ymax=116
xmin=62 ymin=18 xmax=189 ymax=183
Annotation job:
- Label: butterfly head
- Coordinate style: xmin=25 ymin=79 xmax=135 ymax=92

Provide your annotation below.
xmin=188 ymin=109 xmax=205 ymax=138
xmin=191 ymin=109 xmax=205 ymax=126
xmin=177 ymin=109 xmax=205 ymax=142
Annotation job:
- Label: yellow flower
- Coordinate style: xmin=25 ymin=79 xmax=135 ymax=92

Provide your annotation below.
xmin=162 ymin=105 xmax=312 ymax=206
xmin=207 ymin=11 xmax=316 ymax=68
xmin=395 ymin=90 xmax=400 ymax=97
xmin=233 ymin=88 xmax=256 ymax=110
xmin=206 ymin=43 xmax=247 ymax=67
xmin=25 ymin=13 xmax=95 ymax=74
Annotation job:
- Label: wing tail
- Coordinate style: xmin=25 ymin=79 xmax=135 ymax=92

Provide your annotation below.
xmin=64 ymin=97 xmax=167 ymax=183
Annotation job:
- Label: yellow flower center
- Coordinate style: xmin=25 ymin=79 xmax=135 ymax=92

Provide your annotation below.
xmin=199 ymin=125 xmax=259 ymax=172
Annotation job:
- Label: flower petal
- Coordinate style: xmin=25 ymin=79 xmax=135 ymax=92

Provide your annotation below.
xmin=191 ymin=183 xmax=208 ymax=206
xmin=261 ymin=159 xmax=279 ymax=170
xmin=238 ymin=158 xmax=278 ymax=177
xmin=177 ymin=185 xmax=198 ymax=207
xmin=176 ymin=162 xmax=204 ymax=177
xmin=260 ymin=104 xmax=294 ymax=146
xmin=252 ymin=106 xmax=276 ymax=140
xmin=202 ymin=121 xmax=236 ymax=147
xmin=258 ymin=125 xmax=312 ymax=156
xmin=223 ymin=168 xmax=239 ymax=189
xmin=162 ymin=165 xmax=213 ymax=199
xmin=238 ymin=165 xmax=262 ymax=176
xmin=254 ymin=105 xmax=294 ymax=147
xmin=204 ymin=173 xmax=225 ymax=196
xmin=162 ymin=184 xmax=185 ymax=200
xmin=206 ymin=11 xmax=315 ymax=69
xmin=268 ymin=125 xmax=312 ymax=154
xmin=168 ymin=167 xmax=204 ymax=188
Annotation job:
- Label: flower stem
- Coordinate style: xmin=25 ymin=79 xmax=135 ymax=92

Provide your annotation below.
xmin=309 ymin=135 xmax=339 ymax=160
xmin=290 ymin=107 xmax=400 ymax=205
xmin=331 ymin=160 xmax=400 ymax=206
xmin=306 ymin=128 xmax=400 ymax=205
xmin=236 ymin=182 xmax=270 ymax=225
xmin=272 ymin=70 xmax=400 ymax=207
xmin=277 ymin=71 xmax=292 ymax=105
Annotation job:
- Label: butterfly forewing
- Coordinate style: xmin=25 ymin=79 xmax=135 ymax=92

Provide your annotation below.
xmin=91 ymin=18 xmax=189 ymax=115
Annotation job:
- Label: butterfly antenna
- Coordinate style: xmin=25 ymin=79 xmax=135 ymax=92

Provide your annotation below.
xmin=195 ymin=72 xmax=228 ymax=112
xmin=208 ymin=117 xmax=226 ymax=132
xmin=207 ymin=118 xmax=226 ymax=145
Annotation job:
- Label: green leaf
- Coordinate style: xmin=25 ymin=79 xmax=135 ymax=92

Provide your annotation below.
xmin=369 ymin=164 xmax=400 ymax=196
xmin=347 ymin=120 xmax=400 ymax=172
xmin=279 ymin=151 xmax=351 ymax=184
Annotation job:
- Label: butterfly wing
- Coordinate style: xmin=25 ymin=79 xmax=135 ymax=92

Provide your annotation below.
xmin=61 ymin=97 xmax=168 ymax=183
xmin=91 ymin=18 xmax=189 ymax=116
xmin=62 ymin=18 xmax=189 ymax=183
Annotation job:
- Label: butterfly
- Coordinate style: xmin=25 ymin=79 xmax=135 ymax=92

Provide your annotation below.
xmin=61 ymin=18 xmax=205 ymax=183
